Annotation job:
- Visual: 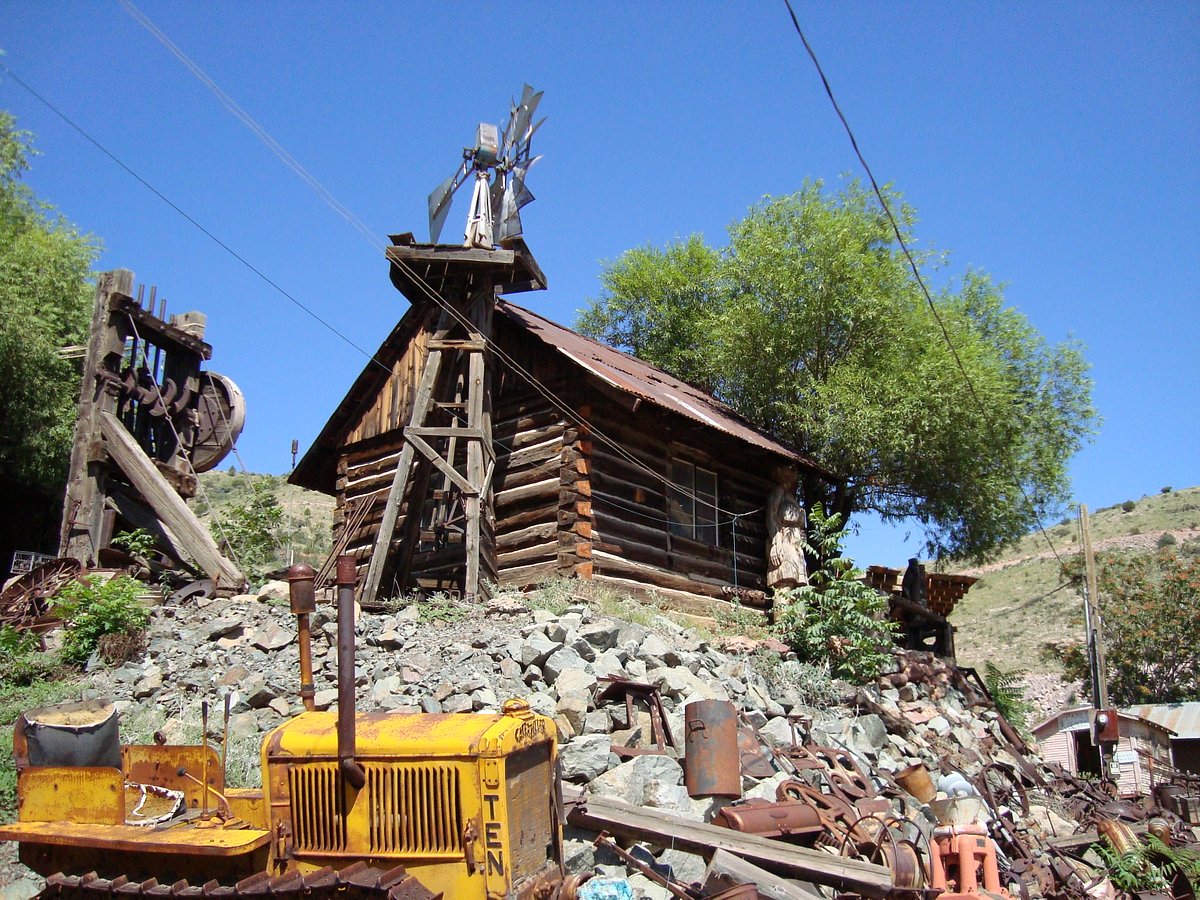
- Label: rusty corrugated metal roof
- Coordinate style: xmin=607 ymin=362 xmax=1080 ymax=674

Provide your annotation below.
xmin=498 ymin=301 xmax=829 ymax=473
xmin=1125 ymin=704 xmax=1200 ymax=739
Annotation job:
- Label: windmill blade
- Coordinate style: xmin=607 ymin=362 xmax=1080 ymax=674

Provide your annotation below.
xmin=510 ymin=87 xmax=543 ymax=154
xmin=496 ymin=161 xmax=539 ymax=243
xmin=510 ymin=157 xmax=540 ymax=210
xmin=427 ymin=162 xmax=467 ymax=244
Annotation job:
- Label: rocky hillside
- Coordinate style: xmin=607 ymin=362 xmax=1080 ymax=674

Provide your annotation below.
xmin=5 ymin=577 xmax=1188 ymax=898
xmin=189 ymin=470 xmax=334 ymax=576
xmin=951 ymin=486 xmax=1200 ymax=676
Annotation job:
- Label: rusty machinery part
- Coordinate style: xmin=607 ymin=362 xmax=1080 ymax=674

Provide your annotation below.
xmin=40 ymin=862 xmax=442 ymax=898
xmin=0 ymin=557 xmax=81 ymax=630
xmin=774 ymin=779 xmax=873 ymax=846
xmin=712 ymin=798 xmax=823 ymax=843
xmin=975 ymin=762 xmax=1031 ymax=818
xmin=785 ymin=744 xmax=876 ymax=802
xmin=190 ymin=371 xmax=246 ymax=473
xmin=736 ymin=726 xmax=776 ymax=780
xmin=836 ymin=812 xmax=930 ymax=890
xmin=556 ymin=872 xmax=595 ymax=900
xmin=1006 ymin=856 xmax=1059 ymax=900
xmin=167 ymin=578 xmax=215 ymax=605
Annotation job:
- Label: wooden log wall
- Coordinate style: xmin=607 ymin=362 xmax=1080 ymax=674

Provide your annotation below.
xmin=585 ymin=394 xmax=776 ymax=612
xmin=491 ymin=389 xmax=568 ymax=588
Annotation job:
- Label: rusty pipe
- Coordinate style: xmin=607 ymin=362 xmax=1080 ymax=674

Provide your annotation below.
xmin=286 ymin=564 xmax=317 ymax=712
xmin=335 ymin=556 xmax=365 ymax=789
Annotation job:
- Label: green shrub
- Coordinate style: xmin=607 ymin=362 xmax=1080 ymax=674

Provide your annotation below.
xmin=772 ymin=504 xmax=897 ymax=683
xmin=111 ymin=527 xmax=157 ymax=558
xmin=1157 ymin=532 xmax=1177 ymax=548
xmin=52 ymin=576 xmax=150 ymax=666
xmin=1093 ymin=835 xmax=1200 ymax=893
xmin=1121 ymin=500 xmax=1137 ymax=513
xmin=983 ymin=661 xmax=1033 ymax=735
xmin=0 ymin=626 xmax=62 ymax=687
xmin=1161 ymin=486 xmax=1173 ymax=494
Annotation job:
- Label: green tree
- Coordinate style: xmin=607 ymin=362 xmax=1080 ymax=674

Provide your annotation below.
xmin=1061 ymin=549 xmax=1200 ymax=705
xmin=0 ymin=112 xmax=100 ymax=493
xmin=578 ymin=179 xmax=1097 ymax=561
xmin=215 ymin=483 xmax=284 ymax=582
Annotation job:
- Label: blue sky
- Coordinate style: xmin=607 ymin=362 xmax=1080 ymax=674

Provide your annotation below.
xmin=2 ymin=2 xmax=1196 ymax=566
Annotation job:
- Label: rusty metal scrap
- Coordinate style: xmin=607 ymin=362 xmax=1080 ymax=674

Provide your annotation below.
xmin=684 ymin=700 xmax=741 ymax=799
xmin=0 ymin=556 xmax=80 ymax=632
xmin=713 ymin=798 xmax=823 ymax=844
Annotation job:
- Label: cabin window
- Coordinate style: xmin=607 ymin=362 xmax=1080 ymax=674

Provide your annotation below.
xmin=668 ymin=460 xmax=719 ymax=545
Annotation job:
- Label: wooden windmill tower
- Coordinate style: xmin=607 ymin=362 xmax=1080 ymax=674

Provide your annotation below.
xmin=360 ymin=86 xmax=546 ymax=604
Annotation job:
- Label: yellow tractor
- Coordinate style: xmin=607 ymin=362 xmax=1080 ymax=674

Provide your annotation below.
xmin=0 ymin=559 xmax=568 ymax=899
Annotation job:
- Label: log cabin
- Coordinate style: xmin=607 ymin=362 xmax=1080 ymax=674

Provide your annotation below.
xmin=290 ymin=240 xmax=833 ymax=619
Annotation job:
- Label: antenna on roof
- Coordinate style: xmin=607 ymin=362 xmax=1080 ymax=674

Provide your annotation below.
xmin=426 ymin=85 xmax=545 ymax=248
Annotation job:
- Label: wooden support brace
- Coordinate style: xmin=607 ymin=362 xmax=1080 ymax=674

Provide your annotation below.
xmin=99 ymin=412 xmax=243 ymax=588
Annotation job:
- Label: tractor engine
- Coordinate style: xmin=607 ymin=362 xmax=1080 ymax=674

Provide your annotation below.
xmin=263 ymin=701 xmax=563 ymax=899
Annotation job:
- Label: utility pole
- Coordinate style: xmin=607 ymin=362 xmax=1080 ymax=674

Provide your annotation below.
xmin=1077 ymin=504 xmax=1109 ymax=709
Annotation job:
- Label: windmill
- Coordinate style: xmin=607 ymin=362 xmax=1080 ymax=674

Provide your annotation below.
xmin=359 ymin=87 xmax=548 ymax=606
xmin=426 ymin=84 xmax=544 ymax=248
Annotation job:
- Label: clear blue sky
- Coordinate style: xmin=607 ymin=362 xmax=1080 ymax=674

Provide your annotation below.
xmin=3 ymin=2 xmax=1196 ymax=566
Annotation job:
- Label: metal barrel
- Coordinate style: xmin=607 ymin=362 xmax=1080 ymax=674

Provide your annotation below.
xmin=683 ymin=699 xmax=741 ymax=798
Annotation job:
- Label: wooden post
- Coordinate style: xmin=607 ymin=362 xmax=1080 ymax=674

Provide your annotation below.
xmin=360 ymin=334 xmax=446 ymax=604
xmin=60 ymin=269 xmax=134 ymax=562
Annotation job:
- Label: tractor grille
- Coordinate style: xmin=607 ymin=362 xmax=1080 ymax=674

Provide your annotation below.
xmin=288 ymin=761 xmax=464 ymax=857
xmin=365 ymin=762 xmax=463 ymax=855
xmin=506 ymin=743 xmax=555 ymax=880
xmin=288 ymin=763 xmax=347 ymax=853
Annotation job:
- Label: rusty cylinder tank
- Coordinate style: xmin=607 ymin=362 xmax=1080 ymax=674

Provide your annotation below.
xmin=684 ymin=699 xmax=741 ymax=798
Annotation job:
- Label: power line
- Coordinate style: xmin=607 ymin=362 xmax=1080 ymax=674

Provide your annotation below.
xmin=781 ymin=0 xmax=1065 ymax=565
xmin=0 ymin=62 xmax=394 ymax=378
xmin=110 ymin=2 xmax=757 ymax=519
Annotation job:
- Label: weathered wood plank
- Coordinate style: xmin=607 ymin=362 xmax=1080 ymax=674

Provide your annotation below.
xmin=563 ymin=789 xmax=892 ymax=896
xmin=704 ymin=849 xmax=827 ymax=900
xmin=99 ymin=412 xmax=243 ymax=588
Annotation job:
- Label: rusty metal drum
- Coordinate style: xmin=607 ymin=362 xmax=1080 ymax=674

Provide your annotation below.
xmin=684 ymin=699 xmax=741 ymax=798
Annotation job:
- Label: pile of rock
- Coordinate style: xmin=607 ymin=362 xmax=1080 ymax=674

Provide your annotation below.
xmin=58 ymin=582 xmax=1098 ymax=898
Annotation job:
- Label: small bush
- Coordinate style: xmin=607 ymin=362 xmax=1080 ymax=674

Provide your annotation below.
xmin=52 ymin=576 xmax=150 ymax=666
xmin=416 ymin=592 xmax=467 ymax=625
xmin=983 ymin=662 xmax=1033 ymax=735
xmin=1157 ymin=532 xmax=1177 ymax=548
xmin=111 ymin=528 xmax=157 ymax=559
xmin=773 ymin=504 xmax=897 ymax=683
xmin=1121 ymin=500 xmax=1137 ymax=513
xmin=0 ymin=626 xmax=62 ymax=687
xmin=1161 ymin=486 xmax=1173 ymax=494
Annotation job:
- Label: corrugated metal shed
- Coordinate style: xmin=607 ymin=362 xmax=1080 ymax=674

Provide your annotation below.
xmin=497 ymin=301 xmax=831 ymax=475
xmin=1125 ymin=704 xmax=1200 ymax=739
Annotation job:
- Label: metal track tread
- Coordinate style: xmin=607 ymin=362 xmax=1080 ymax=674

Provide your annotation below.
xmin=40 ymin=863 xmax=442 ymax=899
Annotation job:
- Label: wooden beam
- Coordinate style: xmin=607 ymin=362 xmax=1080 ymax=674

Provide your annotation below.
xmin=563 ymin=789 xmax=892 ymax=897
xmin=61 ymin=270 xmax=133 ymax=561
xmin=360 ymin=333 xmax=446 ymax=604
xmin=704 ymin=850 xmax=827 ymax=900
xmin=99 ymin=412 xmax=243 ymax=588
xmin=405 ymin=432 xmax=476 ymax=495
